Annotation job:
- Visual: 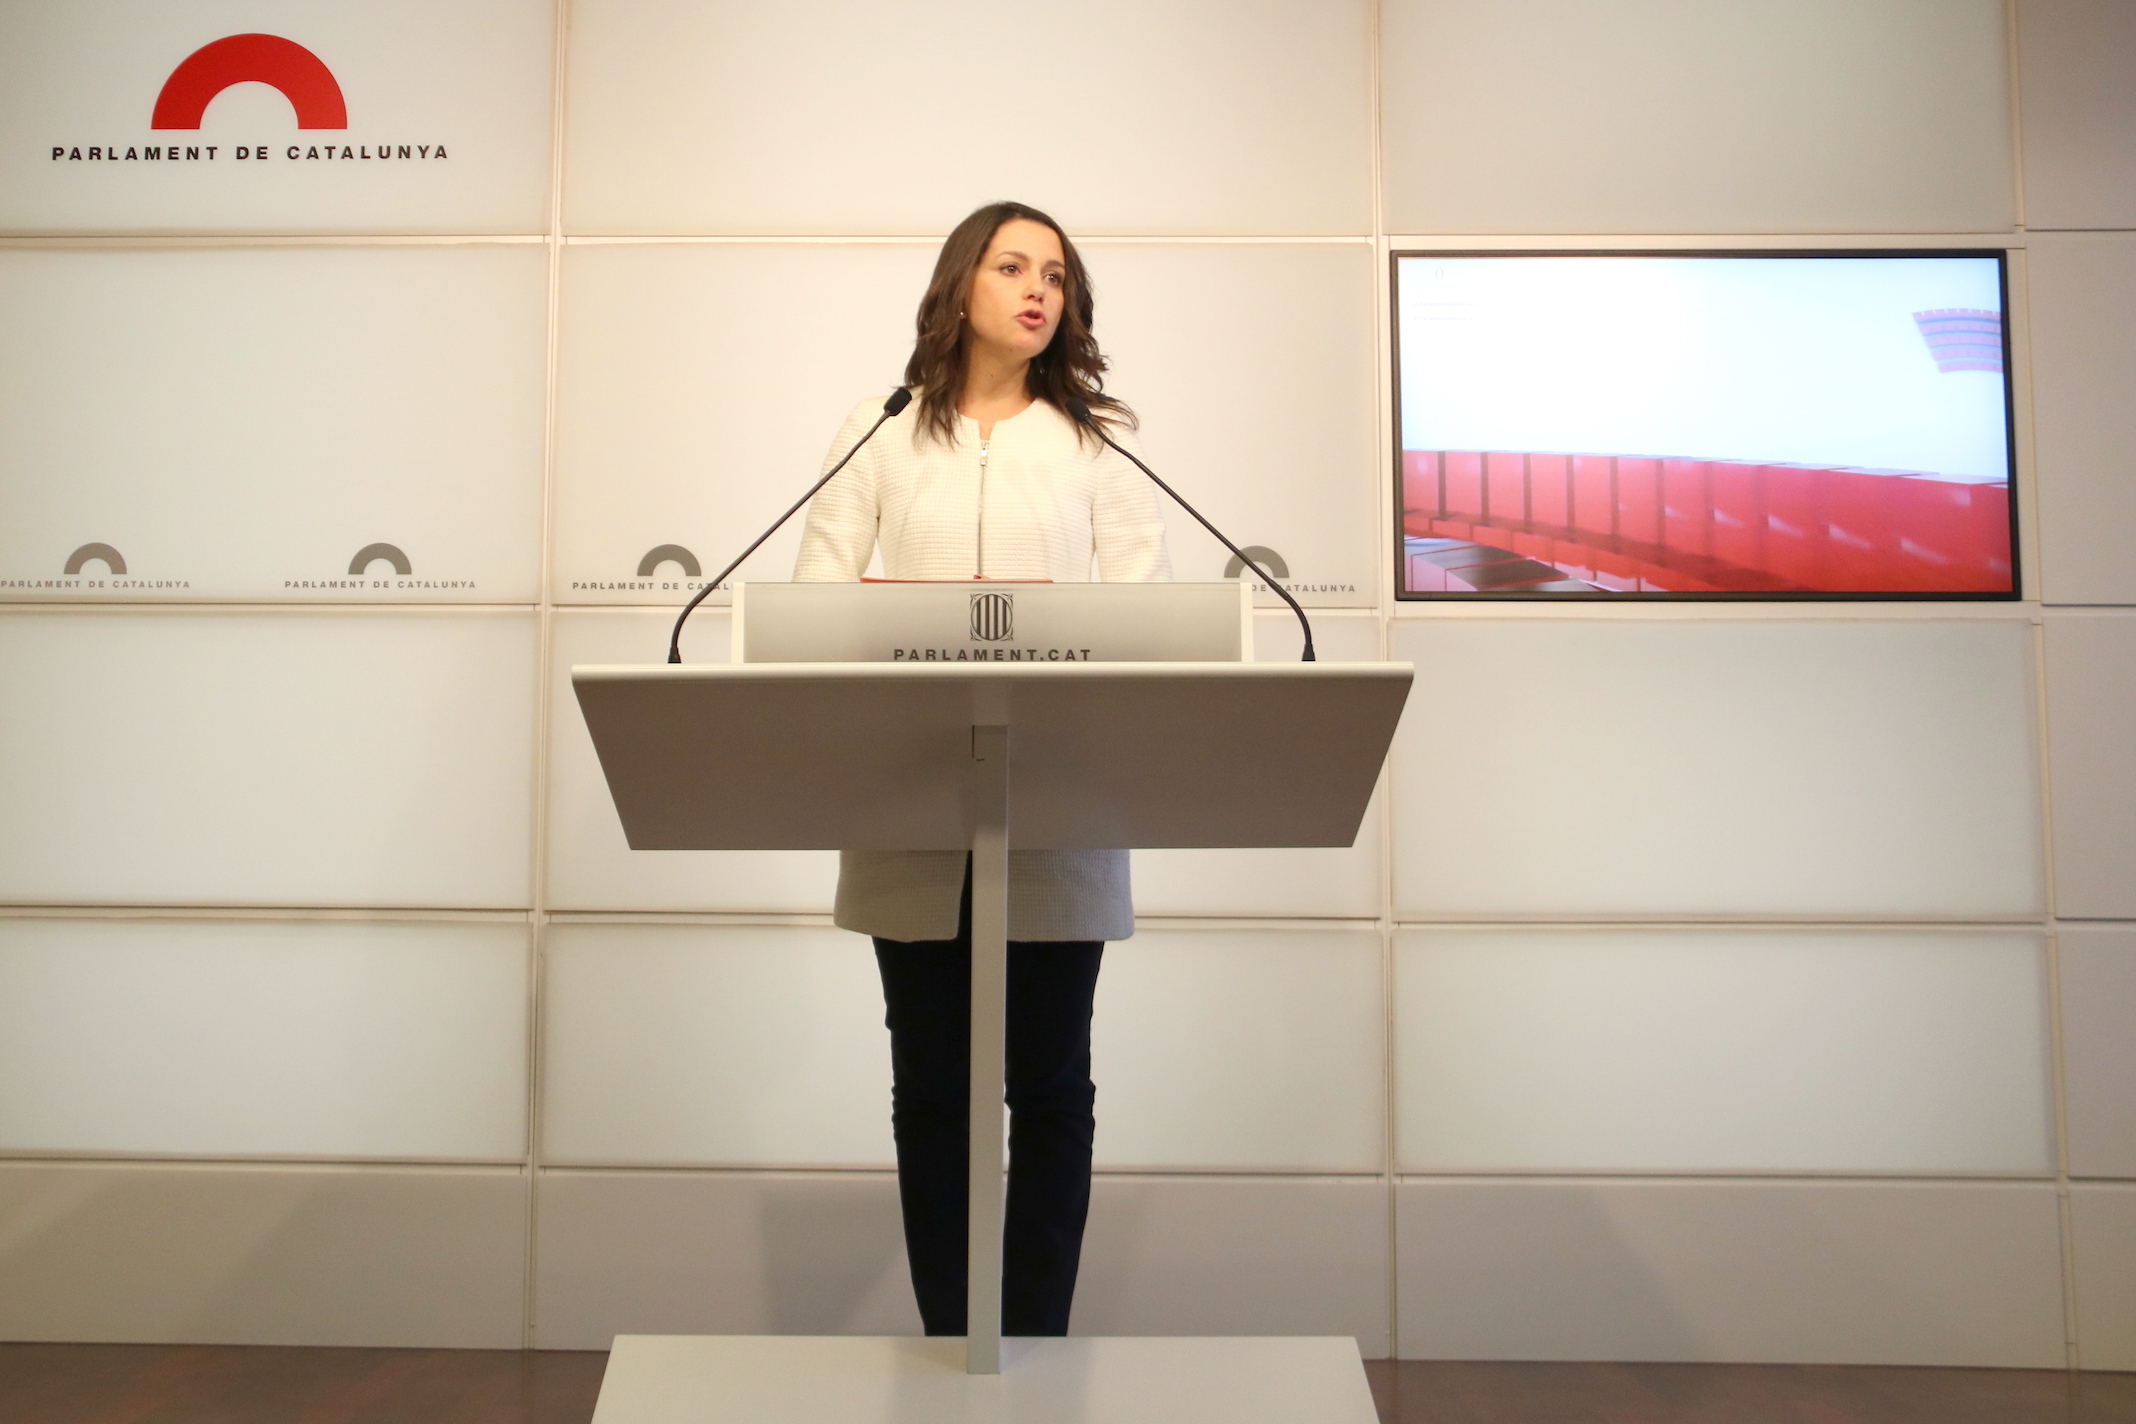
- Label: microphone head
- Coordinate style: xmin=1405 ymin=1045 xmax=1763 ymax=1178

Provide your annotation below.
xmin=1064 ymin=396 xmax=1094 ymax=425
xmin=884 ymin=387 xmax=913 ymax=416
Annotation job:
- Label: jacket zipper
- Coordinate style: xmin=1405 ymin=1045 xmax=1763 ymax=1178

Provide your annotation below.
xmin=975 ymin=438 xmax=990 ymax=578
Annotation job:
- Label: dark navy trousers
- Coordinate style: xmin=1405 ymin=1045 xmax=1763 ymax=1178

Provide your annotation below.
xmin=872 ymin=879 xmax=1103 ymax=1337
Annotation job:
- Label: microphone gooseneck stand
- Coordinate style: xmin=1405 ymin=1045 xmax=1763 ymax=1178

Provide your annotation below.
xmin=667 ymin=387 xmax=913 ymax=663
xmin=668 ymin=385 xmax=1317 ymax=664
xmin=1064 ymin=397 xmax=1316 ymax=662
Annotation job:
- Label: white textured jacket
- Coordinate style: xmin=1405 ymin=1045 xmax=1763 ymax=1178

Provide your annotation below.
xmin=792 ymin=391 xmax=1172 ymax=943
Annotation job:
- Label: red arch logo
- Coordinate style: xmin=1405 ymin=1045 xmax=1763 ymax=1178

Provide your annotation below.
xmin=151 ymin=34 xmax=347 ymax=130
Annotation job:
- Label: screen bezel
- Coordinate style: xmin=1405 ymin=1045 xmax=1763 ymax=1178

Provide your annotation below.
xmin=1387 ymin=248 xmax=2022 ymax=602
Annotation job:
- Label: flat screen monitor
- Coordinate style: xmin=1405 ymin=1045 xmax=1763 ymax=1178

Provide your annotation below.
xmin=1392 ymin=252 xmax=2017 ymax=599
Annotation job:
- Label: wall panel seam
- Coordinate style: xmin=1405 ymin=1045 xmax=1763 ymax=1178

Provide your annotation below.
xmin=0 ymin=1154 xmax=528 ymax=1171
xmin=0 ymin=907 xmax=536 ymax=922
xmin=1383 ymin=233 xmax=2030 ymax=248
xmin=556 ymin=234 xmax=1377 ymax=245
xmin=521 ymin=0 xmax=575 ymax=1353
xmin=2049 ymin=924 xmax=2083 ymax=1362
xmin=1367 ymin=0 xmax=1400 ymax=1361
xmin=1389 ymin=919 xmax=2053 ymax=931
xmin=1393 ymin=1172 xmax=2067 ymax=1185
xmin=2006 ymin=0 xmax=2029 ymax=231
xmin=0 ymin=913 xmax=542 ymax=926
xmin=529 ymin=1164 xmax=1388 ymax=1181
xmin=2028 ymin=614 xmax=2082 ymax=1356
xmin=0 ymin=235 xmax=548 ymax=248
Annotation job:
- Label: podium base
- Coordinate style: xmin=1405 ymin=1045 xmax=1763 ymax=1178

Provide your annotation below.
xmin=589 ymin=1334 xmax=1380 ymax=1423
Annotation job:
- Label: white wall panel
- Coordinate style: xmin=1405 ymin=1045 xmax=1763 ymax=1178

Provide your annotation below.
xmin=1135 ymin=790 xmax=1385 ymax=921
xmin=1395 ymin=1178 xmax=2066 ymax=1366
xmin=534 ymin=1172 xmax=1390 ymax=1352
xmin=0 ymin=611 xmax=537 ymax=907
xmin=2015 ymin=0 xmax=2136 ymax=230
xmin=1094 ymin=928 xmax=1382 ymax=1172
xmin=547 ymin=610 xmax=837 ymax=911
xmin=1388 ymin=619 xmax=2045 ymax=920
xmin=562 ymin=0 xmax=1371 ymax=235
xmin=1075 ymin=1176 xmax=1388 ymax=1353
xmin=2044 ymin=612 xmax=2136 ymax=918
xmin=533 ymin=1170 xmax=919 ymax=1348
xmin=2028 ymin=236 xmax=2136 ymax=604
xmin=1083 ymin=244 xmax=1379 ymax=607
xmin=2059 ymin=926 xmax=2136 ymax=1178
xmin=0 ymin=918 xmax=527 ymax=1160
xmin=1381 ymin=0 xmax=2015 ymax=234
xmin=552 ymin=243 xmax=930 ymax=606
xmin=2073 ymin=1184 xmax=2136 ymax=1372
xmin=0 ymin=246 xmax=547 ymax=604
xmin=541 ymin=924 xmax=893 ymax=1167
xmin=1395 ymin=929 xmax=2052 ymax=1174
xmin=1134 ymin=615 xmax=1383 ymax=916
xmin=0 ymin=1 xmax=553 ymax=234
xmin=544 ymin=923 xmax=1382 ymax=1173
xmin=0 ymin=1163 xmax=526 ymax=1347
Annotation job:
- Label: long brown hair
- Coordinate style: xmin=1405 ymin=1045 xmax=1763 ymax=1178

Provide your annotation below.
xmin=903 ymin=201 xmax=1133 ymax=449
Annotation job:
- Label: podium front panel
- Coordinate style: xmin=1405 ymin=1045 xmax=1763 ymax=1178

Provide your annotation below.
xmin=572 ymin=661 xmax=1412 ymax=852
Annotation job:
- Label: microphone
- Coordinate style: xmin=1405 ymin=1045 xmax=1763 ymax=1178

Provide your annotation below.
xmin=668 ymin=388 xmax=913 ymax=663
xmin=1064 ymin=397 xmax=1316 ymax=662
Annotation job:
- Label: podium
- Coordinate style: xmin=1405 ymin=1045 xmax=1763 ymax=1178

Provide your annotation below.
xmin=573 ymin=592 xmax=1411 ymax=1423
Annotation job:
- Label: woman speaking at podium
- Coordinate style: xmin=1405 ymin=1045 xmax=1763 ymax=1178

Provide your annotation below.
xmin=792 ymin=201 xmax=1171 ymax=1338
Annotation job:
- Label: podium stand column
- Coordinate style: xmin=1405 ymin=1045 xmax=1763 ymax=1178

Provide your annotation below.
xmin=965 ymin=724 xmax=1010 ymax=1375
